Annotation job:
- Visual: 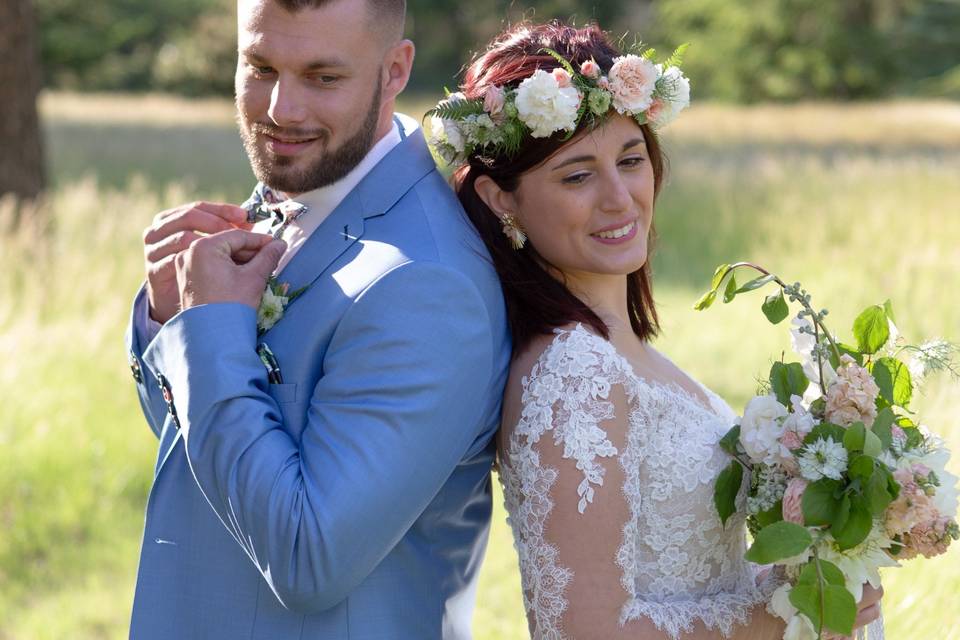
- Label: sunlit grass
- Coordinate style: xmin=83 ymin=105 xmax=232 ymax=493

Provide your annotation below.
xmin=2 ymin=94 xmax=958 ymax=639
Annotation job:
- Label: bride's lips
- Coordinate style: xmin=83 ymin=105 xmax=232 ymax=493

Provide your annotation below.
xmin=262 ymin=133 xmax=321 ymax=156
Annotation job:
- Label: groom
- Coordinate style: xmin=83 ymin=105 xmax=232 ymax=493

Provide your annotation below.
xmin=124 ymin=0 xmax=510 ymax=637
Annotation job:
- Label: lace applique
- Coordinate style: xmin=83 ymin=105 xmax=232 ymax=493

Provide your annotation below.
xmin=499 ymin=324 xmax=774 ymax=639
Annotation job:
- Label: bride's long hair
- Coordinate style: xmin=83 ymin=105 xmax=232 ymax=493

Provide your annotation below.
xmin=453 ymin=22 xmax=664 ymax=355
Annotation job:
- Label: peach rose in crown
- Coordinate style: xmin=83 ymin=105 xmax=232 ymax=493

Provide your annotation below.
xmin=483 ymin=85 xmax=506 ymax=118
xmin=607 ymin=54 xmax=658 ymax=114
xmin=552 ymin=68 xmax=573 ymax=88
xmin=782 ymin=477 xmax=808 ymax=525
xmin=580 ymin=59 xmax=601 ymax=80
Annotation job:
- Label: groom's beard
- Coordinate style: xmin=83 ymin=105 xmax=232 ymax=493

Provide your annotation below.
xmin=238 ymin=79 xmax=382 ymax=194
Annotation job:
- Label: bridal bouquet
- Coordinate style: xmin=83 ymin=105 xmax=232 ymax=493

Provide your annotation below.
xmin=696 ymin=262 xmax=960 ymax=640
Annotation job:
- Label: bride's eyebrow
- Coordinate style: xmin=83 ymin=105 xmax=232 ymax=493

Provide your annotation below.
xmin=550 ymin=137 xmax=647 ymax=171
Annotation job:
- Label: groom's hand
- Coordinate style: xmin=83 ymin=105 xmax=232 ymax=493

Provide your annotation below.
xmin=143 ymin=202 xmax=252 ymax=324
xmin=176 ymin=229 xmax=286 ymax=312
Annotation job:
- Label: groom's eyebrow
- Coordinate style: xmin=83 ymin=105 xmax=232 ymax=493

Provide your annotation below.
xmin=242 ymin=50 xmax=349 ymax=70
xmin=550 ymin=138 xmax=646 ymax=171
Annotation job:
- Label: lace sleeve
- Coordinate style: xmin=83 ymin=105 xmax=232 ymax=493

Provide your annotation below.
xmin=498 ymin=326 xmax=776 ymax=640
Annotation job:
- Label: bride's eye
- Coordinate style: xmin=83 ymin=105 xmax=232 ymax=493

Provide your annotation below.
xmin=561 ymin=172 xmax=590 ymax=185
xmin=619 ymin=155 xmax=645 ymax=168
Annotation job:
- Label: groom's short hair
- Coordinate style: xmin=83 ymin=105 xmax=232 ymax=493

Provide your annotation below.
xmin=275 ymin=0 xmax=406 ymax=40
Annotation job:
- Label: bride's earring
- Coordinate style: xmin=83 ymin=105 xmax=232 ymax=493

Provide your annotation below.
xmin=500 ymin=213 xmax=526 ymax=250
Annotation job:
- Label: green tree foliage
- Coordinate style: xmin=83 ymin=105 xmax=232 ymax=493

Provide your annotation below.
xmin=33 ymin=0 xmax=960 ymax=99
xmin=646 ymin=0 xmax=960 ymax=101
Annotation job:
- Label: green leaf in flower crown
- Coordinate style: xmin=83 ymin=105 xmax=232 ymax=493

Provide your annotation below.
xmin=872 ymin=357 xmax=913 ymax=408
xmin=723 ymin=274 xmax=738 ymax=303
xmin=714 ymin=460 xmax=743 ymax=527
xmin=801 ymin=478 xmax=843 ymax=526
xmin=425 ymin=97 xmax=486 ymax=121
xmin=735 ymin=274 xmax=776 ymax=294
xmin=790 ymin=581 xmax=857 ymax=636
xmin=744 ymin=521 xmax=812 ymax=564
xmin=539 ymin=48 xmax=576 ymax=76
xmin=762 ymin=291 xmax=789 ymax=324
xmin=719 ymin=425 xmax=741 ymax=457
xmin=770 ymin=362 xmax=809 ymax=406
xmin=853 ymin=304 xmax=890 ymax=355
xmin=833 ymin=496 xmax=872 ymax=550
xmin=661 ymin=43 xmax=690 ymax=70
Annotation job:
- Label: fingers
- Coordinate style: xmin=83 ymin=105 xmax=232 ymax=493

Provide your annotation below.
xmin=145 ymin=230 xmax=202 ymax=264
xmin=854 ymin=602 xmax=881 ymax=630
xmin=244 ymin=238 xmax=287 ymax=279
xmin=144 ymin=202 xmax=251 ymax=246
xmin=205 ymin=229 xmax=276 ymax=256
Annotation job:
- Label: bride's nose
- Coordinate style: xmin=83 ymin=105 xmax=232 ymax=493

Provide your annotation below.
xmin=597 ymin=171 xmax=634 ymax=214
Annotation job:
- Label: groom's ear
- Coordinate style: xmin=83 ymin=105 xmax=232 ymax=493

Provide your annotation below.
xmin=473 ymin=175 xmax=518 ymax=224
xmin=381 ymin=39 xmax=415 ymax=103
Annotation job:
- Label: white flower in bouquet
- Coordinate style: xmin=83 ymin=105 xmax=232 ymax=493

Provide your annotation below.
xmin=514 ymin=69 xmax=581 ymax=138
xmin=817 ymin=528 xmax=898 ymax=602
xmin=798 ymin=437 xmax=847 ymax=481
xmin=825 ymin=354 xmax=880 ymax=427
xmin=740 ymin=394 xmax=789 ymax=465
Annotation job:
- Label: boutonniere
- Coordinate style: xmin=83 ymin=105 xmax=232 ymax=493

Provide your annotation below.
xmin=257 ymin=277 xmax=307 ymax=334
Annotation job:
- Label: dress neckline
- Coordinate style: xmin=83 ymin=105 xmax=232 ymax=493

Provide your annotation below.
xmin=557 ymin=323 xmax=729 ymax=420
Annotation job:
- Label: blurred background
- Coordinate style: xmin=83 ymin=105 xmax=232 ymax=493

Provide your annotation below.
xmin=1 ymin=0 xmax=958 ymax=638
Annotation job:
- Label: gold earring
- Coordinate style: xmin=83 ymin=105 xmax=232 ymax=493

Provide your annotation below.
xmin=500 ymin=213 xmax=526 ymax=250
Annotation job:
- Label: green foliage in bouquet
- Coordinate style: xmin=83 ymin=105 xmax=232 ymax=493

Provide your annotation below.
xmin=695 ymin=262 xmax=960 ymax=639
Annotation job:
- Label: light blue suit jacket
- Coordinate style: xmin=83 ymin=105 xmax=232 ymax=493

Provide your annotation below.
xmin=124 ymin=116 xmax=510 ymax=639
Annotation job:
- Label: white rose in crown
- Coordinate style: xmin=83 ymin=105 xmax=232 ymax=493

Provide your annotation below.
xmin=514 ymin=68 xmax=581 ymax=138
xmin=739 ymin=394 xmax=789 ymax=465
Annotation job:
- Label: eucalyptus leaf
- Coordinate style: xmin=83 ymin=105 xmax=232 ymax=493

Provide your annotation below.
xmin=867 ymin=469 xmax=895 ymax=515
xmin=863 ymin=429 xmax=883 ymax=458
xmin=848 ymin=455 xmax=875 ymax=482
xmin=755 ymin=500 xmax=784 ymax=528
xmin=830 ymin=343 xmax=864 ymax=369
xmin=853 ymin=305 xmax=890 ymax=355
xmin=711 ymin=263 xmax=733 ymax=291
xmin=871 ymin=408 xmax=896 ymax=449
xmin=797 ymin=558 xmax=846 ymax=587
xmin=744 ymin=521 xmax=813 ymax=564
xmin=762 ymin=291 xmax=789 ymax=324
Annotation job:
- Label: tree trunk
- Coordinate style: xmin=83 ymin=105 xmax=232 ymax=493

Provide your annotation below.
xmin=0 ymin=0 xmax=45 ymax=202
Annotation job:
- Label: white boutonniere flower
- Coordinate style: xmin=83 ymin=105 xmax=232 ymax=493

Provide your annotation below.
xmin=257 ymin=278 xmax=306 ymax=334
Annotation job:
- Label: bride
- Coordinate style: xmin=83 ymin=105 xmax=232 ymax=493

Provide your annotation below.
xmin=429 ymin=22 xmax=884 ymax=640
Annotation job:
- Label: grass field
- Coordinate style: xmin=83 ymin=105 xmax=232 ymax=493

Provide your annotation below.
xmin=1 ymin=93 xmax=958 ymax=639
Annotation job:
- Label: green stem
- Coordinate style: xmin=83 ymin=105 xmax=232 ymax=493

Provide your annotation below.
xmin=729 ymin=262 xmax=844 ymax=365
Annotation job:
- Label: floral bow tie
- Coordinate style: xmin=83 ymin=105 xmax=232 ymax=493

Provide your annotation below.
xmin=241 ymin=183 xmax=309 ymax=240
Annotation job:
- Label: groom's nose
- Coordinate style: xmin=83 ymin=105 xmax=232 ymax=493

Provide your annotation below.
xmin=268 ymin=76 xmax=309 ymax=127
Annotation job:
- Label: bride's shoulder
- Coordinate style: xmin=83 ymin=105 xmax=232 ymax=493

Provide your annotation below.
xmin=501 ymin=324 xmax=621 ymax=429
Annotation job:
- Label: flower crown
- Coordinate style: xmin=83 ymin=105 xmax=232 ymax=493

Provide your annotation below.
xmin=426 ymin=43 xmax=691 ymax=166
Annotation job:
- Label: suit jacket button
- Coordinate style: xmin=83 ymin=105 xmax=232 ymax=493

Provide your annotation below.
xmin=129 ymin=351 xmax=143 ymax=384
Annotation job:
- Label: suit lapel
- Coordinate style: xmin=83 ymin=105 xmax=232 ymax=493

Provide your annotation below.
xmin=272 ymin=121 xmax=437 ymax=297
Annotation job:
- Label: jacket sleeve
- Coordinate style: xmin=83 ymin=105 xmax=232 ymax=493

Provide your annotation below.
xmin=141 ymin=260 xmax=498 ymax=613
xmin=125 ymin=284 xmax=169 ymax=439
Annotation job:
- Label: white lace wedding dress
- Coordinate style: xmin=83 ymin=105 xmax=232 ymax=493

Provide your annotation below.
xmin=498 ymin=324 xmax=778 ymax=639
